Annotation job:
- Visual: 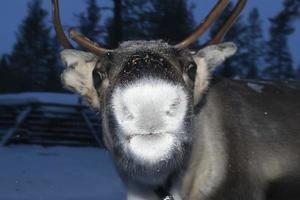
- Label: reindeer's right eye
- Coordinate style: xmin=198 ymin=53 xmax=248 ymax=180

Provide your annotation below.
xmin=187 ymin=63 xmax=197 ymax=81
xmin=93 ymin=70 xmax=104 ymax=88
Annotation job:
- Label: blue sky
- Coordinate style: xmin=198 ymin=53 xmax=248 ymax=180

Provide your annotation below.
xmin=0 ymin=0 xmax=299 ymax=66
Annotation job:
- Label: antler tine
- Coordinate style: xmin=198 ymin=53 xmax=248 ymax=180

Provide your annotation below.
xmin=208 ymin=0 xmax=247 ymax=45
xmin=52 ymin=0 xmax=73 ymax=49
xmin=52 ymin=0 xmax=113 ymax=54
xmin=69 ymin=28 xmax=113 ymax=55
xmin=175 ymin=0 xmax=229 ymax=49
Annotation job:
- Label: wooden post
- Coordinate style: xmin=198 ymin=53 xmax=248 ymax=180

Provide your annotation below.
xmin=81 ymin=110 xmax=103 ymax=147
xmin=1 ymin=106 xmax=32 ymax=146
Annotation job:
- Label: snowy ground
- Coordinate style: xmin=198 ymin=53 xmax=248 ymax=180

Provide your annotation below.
xmin=0 ymin=145 xmax=125 ymax=200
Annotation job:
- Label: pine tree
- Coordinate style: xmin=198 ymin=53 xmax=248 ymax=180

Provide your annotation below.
xmin=9 ymin=0 xmax=60 ymax=91
xmin=77 ymin=0 xmax=102 ymax=42
xmin=123 ymin=0 xmax=160 ymax=40
xmin=147 ymin=0 xmax=195 ymax=44
xmin=106 ymin=0 xmax=124 ymax=48
xmin=242 ymin=8 xmax=265 ymax=79
xmin=209 ymin=3 xmax=247 ymax=78
xmin=0 ymin=54 xmax=12 ymax=93
xmin=0 ymin=54 xmax=9 ymax=71
xmin=106 ymin=0 xmax=150 ymax=47
xmin=264 ymin=0 xmax=300 ymax=79
xmin=106 ymin=0 xmax=195 ymax=47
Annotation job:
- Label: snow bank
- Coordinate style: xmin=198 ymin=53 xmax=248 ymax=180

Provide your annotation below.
xmin=0 ymin=145 xmax=125 ymax=200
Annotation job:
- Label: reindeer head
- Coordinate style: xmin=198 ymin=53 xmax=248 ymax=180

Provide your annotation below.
xmin=53 ymin=0 xmax=245 ymax=185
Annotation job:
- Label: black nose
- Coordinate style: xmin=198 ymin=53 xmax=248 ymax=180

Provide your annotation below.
xmin=118 ymin=51 xmax=181 ymax=85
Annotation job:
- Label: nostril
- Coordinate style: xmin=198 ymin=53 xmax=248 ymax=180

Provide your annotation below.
xmin=166 ymin=110 xmax=175 ymax=117
xmin=126 ymin=113 xmax=134 ymax=120
xmin=122 ymin=106 xmax=134 ymax=120
xmin=166 ymin=98 xmax=180 ymax=117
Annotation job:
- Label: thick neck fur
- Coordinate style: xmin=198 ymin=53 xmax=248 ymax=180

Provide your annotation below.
xmin=180 ymin=92 xmax=228 ymax=199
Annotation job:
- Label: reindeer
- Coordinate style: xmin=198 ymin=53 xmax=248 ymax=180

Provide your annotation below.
xmin=52 ymin=0 xmax=300 ymax=199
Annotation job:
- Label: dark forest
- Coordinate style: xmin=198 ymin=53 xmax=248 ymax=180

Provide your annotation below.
xmin=0 ymin=0 xmax=299 ymax=93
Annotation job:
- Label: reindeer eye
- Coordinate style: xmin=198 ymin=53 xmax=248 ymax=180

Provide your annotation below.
xmin=187 ymin=63 xmax=196 ymax=81
xmin=93 ymin=71 xmax=104 ymax=88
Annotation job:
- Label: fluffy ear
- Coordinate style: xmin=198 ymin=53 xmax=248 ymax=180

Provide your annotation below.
xmin=60 ymin=49 xmax=100 ymax=110
xmin=192 ymin=42 xmax=237 ymax=105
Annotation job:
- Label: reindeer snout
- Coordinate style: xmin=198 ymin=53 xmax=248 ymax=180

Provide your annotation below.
xmin=137 ymin=106 xmax=165 ymax=133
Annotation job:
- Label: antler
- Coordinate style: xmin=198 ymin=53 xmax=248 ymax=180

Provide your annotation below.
xmin=69 ymin=28 xmax=114 ymax=53
xmin=208 ymin=0 xmax=247 ymax=45
xmin=52 ymin=0 xmax=73 ymax=49
xmin=53 ymin=0 xmax=246 ymax=52
xmin=52 ymin=0 xmax=112 ymax=54
xmin=175 ymin=0 xmax=247 ymax=49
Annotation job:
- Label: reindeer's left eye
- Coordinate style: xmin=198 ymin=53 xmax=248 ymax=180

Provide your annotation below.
xmin=187 ymin=63 xmax=197 ymax=81
xmin=93 ymin=70 xmax=105 ymax=88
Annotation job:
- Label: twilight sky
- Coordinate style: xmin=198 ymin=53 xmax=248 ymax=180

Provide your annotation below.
xmin=0 ymin=0 xmax=299 ymax=65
